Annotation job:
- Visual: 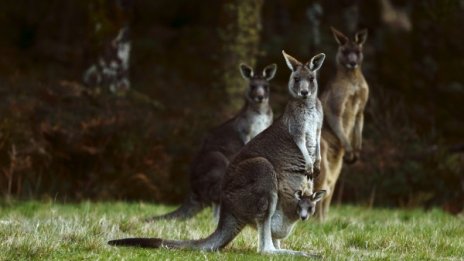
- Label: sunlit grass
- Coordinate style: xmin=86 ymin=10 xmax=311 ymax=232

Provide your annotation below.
xmin=0 ymin=201 xmax=463 ymax=260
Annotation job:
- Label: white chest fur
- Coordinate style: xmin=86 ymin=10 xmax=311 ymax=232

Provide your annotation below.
xmin=287 ymin=104 xmax=321 ymax=164
xmin=249 ymin=112 xmax=272 ymax=139
xmin=235 ymin=109 xmax=272 ymax=144
xmin=304 ymin=110 xmax=320 ymax=155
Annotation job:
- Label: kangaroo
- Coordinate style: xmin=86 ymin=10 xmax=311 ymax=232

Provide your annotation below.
xmin=145 ymin=63 xmax=276 ymax=222
xmin=315 ymin=27 xmax=369 ymax=221
xmin=271 ymin=188 xmax=326 ymax=249
xmin=109 ymin=51 xmax=325 ymax=257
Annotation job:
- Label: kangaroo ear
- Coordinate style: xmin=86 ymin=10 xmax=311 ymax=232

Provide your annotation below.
xmin=355 ymin=29 xmax=368 ymax=46
xmin=294 ymin=190 xmax=303 ymax=200
xmin=282 ymin=50 xmax=301 ymax=71
xmin=311 ymin=190 xmax=327 ymax=202
xmin=239 ymin=63 xmax=254 ymax=80
xmin=262 ymin=63 xmax=277 ymax=81
xmin=331 ymin=27 xmax=349 ymax=46
xmin=308 ymin=53 xmax=325 ymax=72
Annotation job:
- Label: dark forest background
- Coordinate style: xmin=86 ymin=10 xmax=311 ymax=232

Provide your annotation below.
xmin=0 ymin=0 xmax=462 ymax=214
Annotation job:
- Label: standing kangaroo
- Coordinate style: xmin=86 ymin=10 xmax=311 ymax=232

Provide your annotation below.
xmin=109 ymin=51 xmax=326 ymax=257
xmin=315 ymin=27 xmax=369 ymax=221
xmin=145 ymin=63 xmax=276 ymax=222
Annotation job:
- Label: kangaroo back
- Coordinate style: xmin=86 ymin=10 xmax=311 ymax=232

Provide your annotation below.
xmin=232 ymin=117 xmax=306 ymax=175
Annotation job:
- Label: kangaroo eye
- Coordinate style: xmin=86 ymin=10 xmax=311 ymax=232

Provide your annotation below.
xmin=309 ymin=77 xmax=315 ymax=82
xmin=293 ymin=77 xmax=300 ymax=83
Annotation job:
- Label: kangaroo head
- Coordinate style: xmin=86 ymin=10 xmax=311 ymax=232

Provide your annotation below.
xmin=239 ymin=63 xmax=277 ymax=104
xmin=282 ymin=51 xmax=325 ymax=100
xmin=294 ymin=190 xmax=326 ymax=221
xmin=331 ymin=27 xmax=368 ymax=70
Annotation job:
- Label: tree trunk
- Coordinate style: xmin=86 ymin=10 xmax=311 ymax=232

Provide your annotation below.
xmin=218 ymin=0 xmax=264 ymax=115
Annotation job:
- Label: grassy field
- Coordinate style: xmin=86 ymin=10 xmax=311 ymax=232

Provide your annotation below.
xmin=0 ymin=201 xmax=463 ymax=260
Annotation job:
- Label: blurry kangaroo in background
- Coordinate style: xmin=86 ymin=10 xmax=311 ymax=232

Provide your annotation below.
xmin=315 ymin=27 xmax=369 ymax=221
xmin=145 ymin=63 xmax=276 ymax=222
xmin=109 ymin=51 xmax=325 ymax=257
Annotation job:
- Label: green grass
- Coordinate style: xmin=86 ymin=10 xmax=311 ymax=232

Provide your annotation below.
xmin=0 ymin=201 xmax=463 ymax=260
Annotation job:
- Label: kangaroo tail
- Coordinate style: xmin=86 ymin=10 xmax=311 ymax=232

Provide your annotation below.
xmin=144 ymin=193 xmax=205 ymax=222
xmin=108 ymin=237 xmax=163 ymax=248
xmin=109 ymin=210 xmax=244 ymax=251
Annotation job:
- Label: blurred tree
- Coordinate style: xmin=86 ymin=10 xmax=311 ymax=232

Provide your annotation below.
xmin=218 ymin=0 xmax=264 ymax=114
xmin=87 ymin=0 xmax=132 ymax=49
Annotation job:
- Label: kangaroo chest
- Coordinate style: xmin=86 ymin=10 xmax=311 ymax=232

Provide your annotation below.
xmin=342 ymin=83 xmax=367 ymax=136
xmin=248 ymin=112 xmax=272 ymax=140
xmin=288 ymin=106 xmax=320 ymax=158
xmin=236 ymin=110 xmax=272 ymax=144
xmin=304 ymin=110 xmax=320 ymax=152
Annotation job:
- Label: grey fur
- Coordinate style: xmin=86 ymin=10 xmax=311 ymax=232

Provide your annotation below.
xmin=109 ymin=52 xmax=325 ymax=257
xmin=145 ymin=64 xmax=275 ymax=222
xmin=271 ymin=189 xmax=326 ymax=249
xmin=282 ymin=51 xmax=325 ymax=175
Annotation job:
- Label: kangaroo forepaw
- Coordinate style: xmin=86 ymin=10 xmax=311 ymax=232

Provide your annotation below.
xmin=343 ymin=151 xmax=357 ymax=164
xmin=305 ymin=161 xmax=314 ymax=174
xmin=305 ymin=169 xmax=314 ymax=180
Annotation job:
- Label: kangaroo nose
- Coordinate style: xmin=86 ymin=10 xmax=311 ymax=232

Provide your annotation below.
xmin=349 ymin=62 xmax=357 ymax=68
xmin=255 ymin=96 xmax=264 ymax=102
xmin=301 ymin=90 xmax=309 ymax=97
xmin=301 ymin=215 xmax=308 ymax=221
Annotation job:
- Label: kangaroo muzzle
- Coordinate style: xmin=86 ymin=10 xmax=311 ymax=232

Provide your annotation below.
xmin=300 ymin=209 xmax=309 ymax=221
xmin=252 ymin=87 xmax=266 ymax=103
xmin=299 ymin=81 xmax=310 ymax=98
xmin=346 ymin=53 xmax=358 ymax=69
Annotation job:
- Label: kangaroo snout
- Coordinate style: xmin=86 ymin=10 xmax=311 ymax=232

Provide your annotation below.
xmin=300 ymin=90 xmax=309 ymax=97
xmin=347 ymin=62 xmax=358 ymax=69
xmin=299 ymin=207 xmax=313 ymax=220
xmin=255 ymin=95 xmax=264 ymax=103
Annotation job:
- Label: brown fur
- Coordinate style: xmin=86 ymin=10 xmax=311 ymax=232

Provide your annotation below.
xmin=315 ymin=27 xmax=369 ymax=221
